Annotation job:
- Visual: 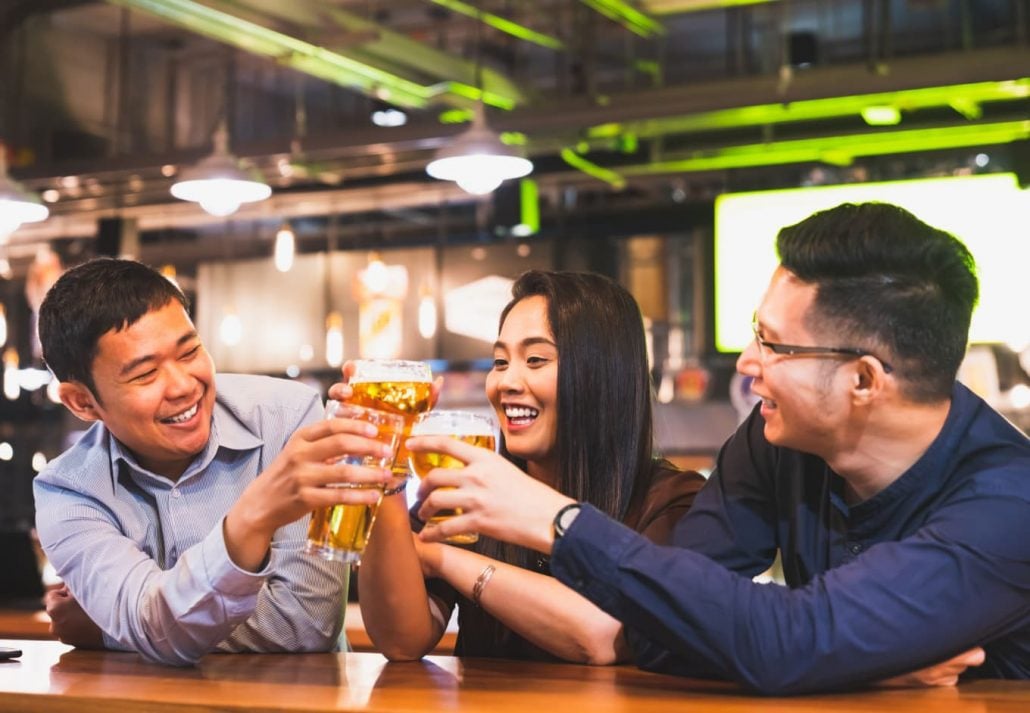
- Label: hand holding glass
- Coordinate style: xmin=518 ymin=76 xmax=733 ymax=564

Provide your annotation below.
xmin=346 ymin=359 xmax=433 ymax=483
xmin=305 ymin=402 xmax=404 ymax=564
xmin=409 ymin=410 xmax=498 ymax=544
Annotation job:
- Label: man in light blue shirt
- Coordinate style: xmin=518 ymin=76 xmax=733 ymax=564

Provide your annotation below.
xmin=34 ymin=258 xmax=391 ymax=665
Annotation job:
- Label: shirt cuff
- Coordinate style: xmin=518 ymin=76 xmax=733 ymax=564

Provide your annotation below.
xmin=550 ymin=503 xmax=640 ymax=613
xmin=199 ymin=518 xmax=268 ymax=615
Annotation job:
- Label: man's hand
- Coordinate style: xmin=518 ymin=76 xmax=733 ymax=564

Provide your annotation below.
xmin=224 ymin=415 xmax=394 ymax=571
xmin=45 ymin=585 xmax=105 ymax=649
xmin=409 ymin=436 xmax=574 ymax=554
xmin=877 ymin=647 xmax=986 ymax=688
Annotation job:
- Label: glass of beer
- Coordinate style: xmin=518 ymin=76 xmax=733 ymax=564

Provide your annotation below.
xmin=304 ymin=401 xmax=405 ymax=564
xmin=347 ymin=359 xmax=433 ymax=487
xmin=409 ymin=410 xmax=498 ymax=544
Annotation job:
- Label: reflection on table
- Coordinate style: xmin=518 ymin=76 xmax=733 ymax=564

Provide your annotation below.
xmin=2 ymin=638 xmax=1029 ymax=713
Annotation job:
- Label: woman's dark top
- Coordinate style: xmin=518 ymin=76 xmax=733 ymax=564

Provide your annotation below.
xmin=424 ymin=460 xmax=706 ymax=661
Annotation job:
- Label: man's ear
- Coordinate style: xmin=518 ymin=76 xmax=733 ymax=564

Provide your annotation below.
xmin=58 ymin=382 xmax=102 ymax=422
xmin=851 ymin=356 xmax=888 ymax=406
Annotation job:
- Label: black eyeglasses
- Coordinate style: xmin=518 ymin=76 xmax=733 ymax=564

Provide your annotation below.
xmin=750 ymin=317 xmax=893 ymax=374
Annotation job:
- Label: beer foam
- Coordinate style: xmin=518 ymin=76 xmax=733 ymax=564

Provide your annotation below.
xmin=350 ymin=359 xmax=432 ymax=383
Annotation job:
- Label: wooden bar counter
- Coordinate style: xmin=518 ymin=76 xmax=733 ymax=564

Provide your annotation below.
xmin=2 ymin=638 xmax=1028 ymax=713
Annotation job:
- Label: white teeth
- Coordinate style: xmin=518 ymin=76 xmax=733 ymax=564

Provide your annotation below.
xmin=504 ymin=406 xmax=538 ymax=420
xmin=163 ymin=403 xmax=198 ymax=424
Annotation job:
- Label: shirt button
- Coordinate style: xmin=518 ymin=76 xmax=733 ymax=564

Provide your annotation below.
xmin=849 ymin=543 xmax=862 ymax=554
xmin=171 ymin=488 xmax=181 ymax=499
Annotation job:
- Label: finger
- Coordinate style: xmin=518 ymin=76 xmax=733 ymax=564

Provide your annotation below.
xmin=957 ymin=647 xmax=986 ymax=667
xmin=341 ymin=360 xmax=357 ymax=381
xmin=406 ymin=435 xmax=488 ymax=463
xmin=416 ymin=467 xmax=468 ymax=501
xmin=299 ymin=415 xmax=378 ymax=443
xmin=304 ymin=429 xmax=396 ymax=466
xmin=429 ymin=375 xmax=445 ymax=409
xmin=307 ymin=485 xmax=383 ymax=509
xmin=416 ymin=487 xmax=469 ymax=522
xmin=306 ymin=463 xmax=392 ymax=488
xmin=418 ymin=513 xmax=478 ymax=544
xmin=327 ymin=383 xmax=354 ymax=402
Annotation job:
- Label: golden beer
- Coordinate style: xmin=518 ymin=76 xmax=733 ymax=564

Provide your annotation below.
xmin=409 ymin=411 xmax=498 ymax=544
xmin=307 ymin=493 xmax=382 ymax=561
xmin=303 ymin=401 xmax=403 ymax=564
xmin=348 ymin=360 xmax=433 ymax=477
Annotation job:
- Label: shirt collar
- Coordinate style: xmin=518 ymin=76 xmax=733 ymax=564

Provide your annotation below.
xmin=107 ymin=398 xmax=264 ymax=487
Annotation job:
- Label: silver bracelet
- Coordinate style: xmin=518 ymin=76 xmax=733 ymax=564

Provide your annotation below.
xmin=382 ymin=481 xmax=408 ymax=497
xmin=471 ymin=564 xmax=496 ymax=607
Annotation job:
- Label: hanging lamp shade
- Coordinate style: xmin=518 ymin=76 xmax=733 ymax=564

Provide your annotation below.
xmin=426 ymin=104 xmax=532 ymax=195
xmin=0 ymin=148 xmax=48 ymax=237
xmin=170 ymin=122 xmax=271 ymax=217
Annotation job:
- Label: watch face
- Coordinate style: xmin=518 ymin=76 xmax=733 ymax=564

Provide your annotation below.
xmin=555 ymin=504 xmax=581 ymax=537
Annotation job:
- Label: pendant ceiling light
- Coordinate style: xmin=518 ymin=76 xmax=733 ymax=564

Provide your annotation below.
xmin=0 ymin=147 xmax=48 ymax=238
xmin=426 ymin=103 xmax=533 ymax=195
xmin=170 ymin=122 xmax=271 ymax=217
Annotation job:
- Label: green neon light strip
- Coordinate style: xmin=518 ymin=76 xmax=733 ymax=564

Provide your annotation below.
xmin=620 ymin=120 xmax=1030 ymax=174
xmin=520 ymin=179 xmax=540 ymax=234
xmin=561 ymin=148 xmax=627 ymax=188
xmin=106 ymin=0 xmax=523 ymax=110
xmin=580 ymin=0 xmax=665 ymax=37
xmin=646 ymin=0 xmax=777 ymax=14
xmin=587 ymin=80 xmax=1030 ymax=138
xmin=429 ymin=0 xmax=565 ymax=50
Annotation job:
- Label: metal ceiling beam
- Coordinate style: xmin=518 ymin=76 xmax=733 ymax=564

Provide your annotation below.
xmin=580 ymin=0 xmax=665 ymax=38
xmin=229 ymin=0 xmax=529 ymax=108
xmin=427 ymin=0 xmax=565 ymax=50
xmin=103 ymin=0 xmax=529 ymax=110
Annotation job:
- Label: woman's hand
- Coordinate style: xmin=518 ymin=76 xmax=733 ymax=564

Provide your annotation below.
xmin=408 ymin=436 xmax=574 ymax=554
xmin=411 ymin=534 xmax=446 ymax=579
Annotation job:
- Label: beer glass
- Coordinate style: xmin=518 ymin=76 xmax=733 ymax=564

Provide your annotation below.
xmin=409 ymin=410 xmax=498 ymax=544
xmin=304 ymin=402 xmax=404 ymax=564
xmin=347 ymin=359 xmax=433 ymax=486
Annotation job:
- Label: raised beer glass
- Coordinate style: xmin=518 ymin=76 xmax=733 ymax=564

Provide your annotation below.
xmin=304 ymin=402 xmax=404 ymax=564
xmin=409 ymin=410 xmax=498 ymax=544
xmin=347 ymin=359 xmax=433 ymax=487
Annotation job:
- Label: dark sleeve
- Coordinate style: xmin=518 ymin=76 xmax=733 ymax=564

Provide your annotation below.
xmin=551 ymin=486 xmax=1030 ymax=695
xmin=672 ymin=408 xmax=780 ymax=577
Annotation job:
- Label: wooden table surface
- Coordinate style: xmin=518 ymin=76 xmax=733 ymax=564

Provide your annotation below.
xmin=1 ymin=638 xmax=1028 ymax=713
xmin=0 ymin=605 xmax=457 ymax=654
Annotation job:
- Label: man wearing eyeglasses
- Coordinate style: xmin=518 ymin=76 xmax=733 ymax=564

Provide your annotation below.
xmin=414 ymin=202 xmax=1030 ymax=693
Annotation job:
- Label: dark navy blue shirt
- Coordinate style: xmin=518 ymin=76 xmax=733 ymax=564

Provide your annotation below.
xmin=551 ymin=383 xmax=1030 ymax=694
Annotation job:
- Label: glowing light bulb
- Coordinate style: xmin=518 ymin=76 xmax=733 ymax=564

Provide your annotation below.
xmin=274 ymin=224 xmax=295 ymax=272
xmin=418 ymin=295 xmax=437 ymax=340
xmin=199 ymin=195 xmax=242 ymax=217
xmin=456 ymin=173 xmax=504 ymax=195
xmin=325 ymin=312 xmax=344 ymax=368
xmin=32 ymin=451 xmax=47 ymax=472
xmin=219 ymin=311 xmax=243 ymax=346
xmin=0 ymin=442 xmax=12 ymax=461
xmin=363 ymin=256 xmax=389 ymax=294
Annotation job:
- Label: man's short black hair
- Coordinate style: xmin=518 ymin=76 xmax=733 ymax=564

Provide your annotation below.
xmin=39 ymin=258 xmax=189 ymax=396
xmin=777 ymin=202 xmax=978 ymax=402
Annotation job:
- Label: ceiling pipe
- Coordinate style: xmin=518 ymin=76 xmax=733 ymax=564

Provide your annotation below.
xmin=103 ymin=0 xmax=528 ymax=110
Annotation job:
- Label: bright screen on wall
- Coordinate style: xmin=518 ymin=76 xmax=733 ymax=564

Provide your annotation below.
xmin=714 ymin=173 xmax=1030 ymax=353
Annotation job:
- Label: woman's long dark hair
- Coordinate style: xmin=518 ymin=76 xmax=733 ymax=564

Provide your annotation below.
xmin=476 ymin=271 xmax=656 ymax=575
xmin=497 ymin=270 xmax=655 ymax=521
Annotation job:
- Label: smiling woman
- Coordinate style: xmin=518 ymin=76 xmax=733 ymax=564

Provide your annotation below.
xmin=357 ymin=270 xmax=706 ymax=665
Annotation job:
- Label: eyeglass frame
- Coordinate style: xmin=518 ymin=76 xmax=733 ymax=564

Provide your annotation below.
xmin=750 ymin=315 xmax=894 ymax=374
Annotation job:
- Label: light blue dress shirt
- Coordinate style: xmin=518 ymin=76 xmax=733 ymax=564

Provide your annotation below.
xmin=34 ymin=373 xmax=348 ymax=665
